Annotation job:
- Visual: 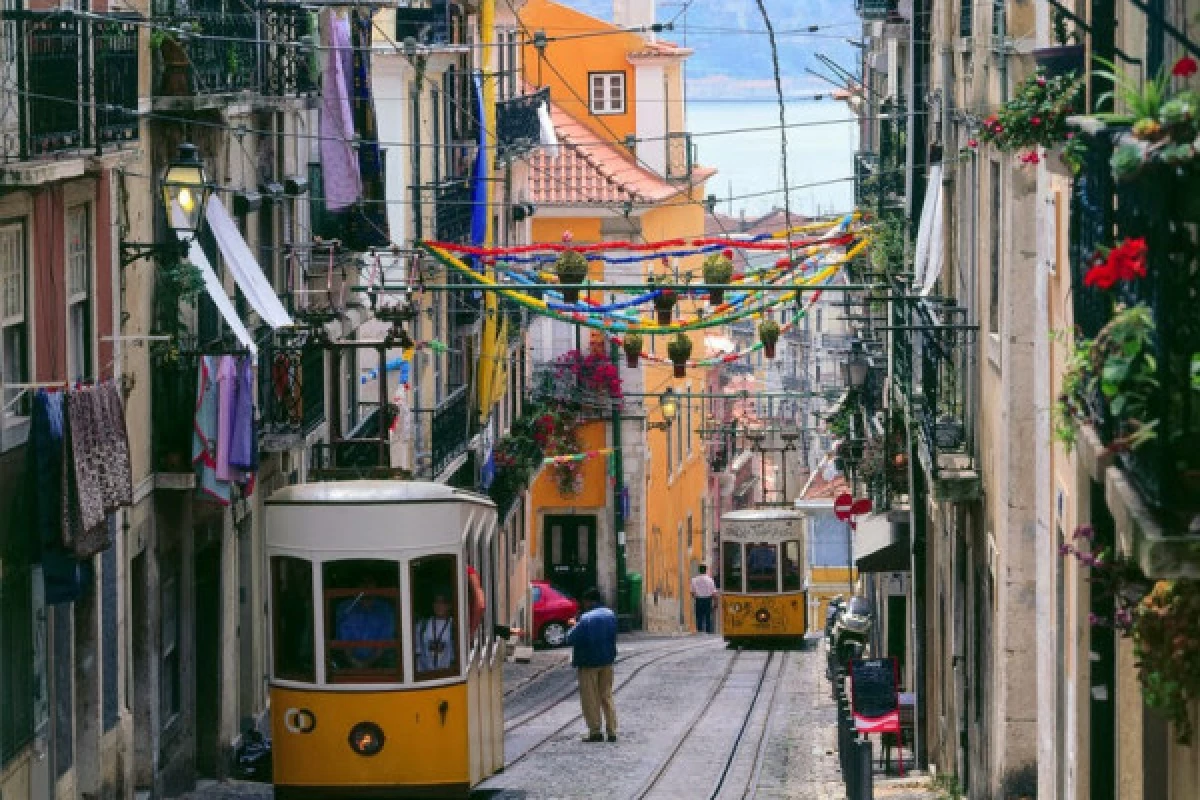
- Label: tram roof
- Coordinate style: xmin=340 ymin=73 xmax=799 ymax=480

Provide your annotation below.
xmin=266 ymin=480 xmax=494 ymax=508
xmin=721 ymin=508 xmax=807 ymax=522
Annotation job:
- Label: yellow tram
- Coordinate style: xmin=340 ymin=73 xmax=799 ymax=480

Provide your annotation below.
xmin=720 ymin=508 xmax=809 ymax=645
xmin=265 ymin=481 xmax=505 ymax=799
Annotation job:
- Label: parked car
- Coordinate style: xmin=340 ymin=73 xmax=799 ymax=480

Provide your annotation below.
xmin=532 ymin=580 xmax=579 ymax=647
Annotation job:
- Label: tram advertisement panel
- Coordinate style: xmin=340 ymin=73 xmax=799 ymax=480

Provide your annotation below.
xmin=721 ymin=516 xmax=804 ymax=542
xmin=850 ymin=657 xmax=900 ymax=734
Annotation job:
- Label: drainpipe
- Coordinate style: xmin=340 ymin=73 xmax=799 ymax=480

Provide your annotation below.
xmin=610 ymin=340 xmax=628 ymax=616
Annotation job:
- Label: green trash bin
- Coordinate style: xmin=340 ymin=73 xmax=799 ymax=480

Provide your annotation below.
xmin=626 ymin=572 xmax=643 ymax=629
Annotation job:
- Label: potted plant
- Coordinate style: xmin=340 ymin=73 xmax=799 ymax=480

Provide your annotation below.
xmin=702 ymin=249 xmax=735 ymax=305
xmin=1032 ymin=11 xmax=1085 ymax=78
xmin=651 ymin=276 xmax=677 ymax=325
xmin=758 ymin=319 xmax=781 ymax=359
xmin=554 ymin=248 xmax=589 ymax=303
xmin=975 ymin=67 xmax=1083 ymax=168
xmin=623 ymin=333 xmax=644 ymax=368
xmin=667 ymin=333 xmax=692 ymax=378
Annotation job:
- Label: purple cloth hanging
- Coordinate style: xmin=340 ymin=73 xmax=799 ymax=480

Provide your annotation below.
xmin=230 ymin=355 xmax=257 ymax=472
xmin=320 ymin=11 xmax=361 ymax=212
xmin=216 ymin=356 xmax=248 ymax=484
xmin=193 ymin=355 xmax=231 ymax=506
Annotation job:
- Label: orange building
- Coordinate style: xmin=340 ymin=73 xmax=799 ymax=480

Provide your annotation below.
xmin=519 ymin=0 xmax=716 ymax=633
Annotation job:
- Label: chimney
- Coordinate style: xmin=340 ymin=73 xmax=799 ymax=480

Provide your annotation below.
xmin=613 ymin=0 xmax=656 ymax=39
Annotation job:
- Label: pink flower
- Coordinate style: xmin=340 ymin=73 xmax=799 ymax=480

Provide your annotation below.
xmin=561 ymin=230 xmax=574 ymax=243
xmin=1173 ymin=56 xmax=1198 ymax=77
xmin=1037 ymin=75 xmax=1047 ymax=87
xmin=722 ymin=248 xmax=733 ymax=260
xmin=1031 ymin=116 xmax=1042 ymax=126
xmin=967 ymin=138 xmax=979 ymax=148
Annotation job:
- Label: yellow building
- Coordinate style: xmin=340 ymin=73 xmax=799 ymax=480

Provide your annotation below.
xmin=518 ymin=0 xmax=715 ymax=632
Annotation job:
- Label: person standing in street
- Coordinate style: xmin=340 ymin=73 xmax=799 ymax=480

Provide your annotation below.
xmin=690 ymin=564 xmax=718 ymax=634
xmin=566 ymin=588 xmax=618 ymax=742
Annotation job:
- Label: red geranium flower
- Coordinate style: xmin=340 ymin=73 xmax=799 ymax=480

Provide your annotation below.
xmin=967 ymin=138 xmax=979 ymax=148
xmin=1107 ymin=237 xmax=1147 ymax=281
xmin=1173 ymin=56 xmax=1198 ymax=78
xmin=1084 ymin=262 xmax=1117 ymax=289
xmin=722 ymin=248 xmax=734 ymax=260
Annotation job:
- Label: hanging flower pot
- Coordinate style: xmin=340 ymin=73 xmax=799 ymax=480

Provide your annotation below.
xmin=623 ymin=333 xmax=643 ymax=368
xmin=667 ymin=333 xmax=692 ymax=378
xmin=555 ymin=248 xmax=589 ymax=303
xmin=702 ymin=250 xmax=735 ymax=306
xmin=653 ymin=288 xmax=677 ymax=325
xmin=759 ymin=319 xmax=781 ymax=359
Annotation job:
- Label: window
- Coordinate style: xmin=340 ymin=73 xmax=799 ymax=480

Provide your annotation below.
xmin=410 ymin=554 xmax=460 ymax=681
xmin=989 ymin=161 xmax=1001 ymax=333
xmin=161 ymin=571 xmax=181 ymax=720
xmin=782 ymin=540 xmax=803 ymax=591
xmin=66 ymin=205 xmax=92 ymax=384
xmin=271 ymin=557 xmax=315 ymax=682
xmin=1 ymin=222 xmax=29 ymax=419
xmin=589 ymin=72 xmax=626 ymax=115
xmin=722 ymin=541 xmax=743 ymax=593
xmin=0 ymin=521 xmax=35 ymax=767
xmin=686 ymin=513 xmax=693 ymax=550
xmin=746 ymin=542 xmax=779 ymax=593
xmin=323 ymin=560 xmax=400 ymax=683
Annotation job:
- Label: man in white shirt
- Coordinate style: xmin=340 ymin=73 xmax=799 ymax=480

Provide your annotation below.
xmin=690 ymin=564 xmax=719 ymax=634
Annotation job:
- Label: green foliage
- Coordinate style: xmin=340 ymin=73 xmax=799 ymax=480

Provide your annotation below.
xmin=758 ymin=319 xmax=781 ymax=346
xmin=1095 ymin=56 xmax=1171 ymax=120
xmin=623 ymin=332 xmax=644 ymax=359
xmin=666 ymin=332 xmax=692 ymax=362
xmin=151 ymin=256 xmax=204 ymax=363
xmin=932 ymin=773 xmax=964 ymax=800
xmin=978 ymin=68 xmax=1083 ymax=155
xmin=1134 ymin=580 xmax=1200 ymax=744
xmin=701 ymin=252 xmax=734 ymax=284
xmin=554 ymin=249 xmax=589 ymax=282
xmin=868 ymin=211 xmax=908 ymax=275
xmin=489 ymin=405 xmax=585 ymax=515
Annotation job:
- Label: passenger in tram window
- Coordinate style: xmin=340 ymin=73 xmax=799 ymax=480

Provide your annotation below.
xmin=415 ymin=591 xmax=458 ymax=675
xmin=333 ymin=574 xmax=398 ymax=670
xmin=467 ymin=565 xmax=486 ymax=637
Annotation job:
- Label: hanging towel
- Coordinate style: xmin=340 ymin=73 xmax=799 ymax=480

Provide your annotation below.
xmin=62 ymin=385 xmax=117 ymax=558
xmin=320 ymin=10 xmax=361 ymax=212
xmin=97 ymin=380 xmax=133 ymax=512
xmin=216 ymin=356 xmax=248 ymax=484
xmin=538 ymin=102 xmax=559 ymax=158
xmin=28 ymin=389 xmax=82 ymax=604
xmin=174 ymin=203 xmax=256 ymax=353
xmin=193 ymin=355 xmax=231 ymax=506
xmin=344 ymin=8 xmax=390 ymax=250
xmin=206 ymin=196 xmax=294 ymax=330
xmin=230 ymin=355 xmax=258 ymax=472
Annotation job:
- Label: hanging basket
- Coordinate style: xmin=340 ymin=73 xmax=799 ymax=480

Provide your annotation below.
xmin=673 ymin=361 xmax=687 ymax=378
xmin=666 ymin=333 xmax=692 ymax=378
xmin=656 ymin=308 xmax=673 ymax=325
xmin=702 ymin=251 xmax=734 ymax=307
xmin=709 ymin=289 xmax=725 ymax=306
xmin=763 ymin=341 xmax=777 ymax=359
xmin=555 ymin=249 xmax=589 ymax=304
xmin=623 ymin=335 xmax=643 ymax=368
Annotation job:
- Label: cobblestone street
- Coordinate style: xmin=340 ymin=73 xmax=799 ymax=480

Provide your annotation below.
xmin=173 ymin=635 xmax=938 ymax=800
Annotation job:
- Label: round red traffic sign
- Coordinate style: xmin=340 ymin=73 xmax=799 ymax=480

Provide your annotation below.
xmin=851 ymin=498 xmax=873 ymax=517
xmin=834 ymin=493 xmax=854 ymax=520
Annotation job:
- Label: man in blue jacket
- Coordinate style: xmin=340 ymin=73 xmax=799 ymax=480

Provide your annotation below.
xmin=566 ymin=587 xmax=619 ymax=742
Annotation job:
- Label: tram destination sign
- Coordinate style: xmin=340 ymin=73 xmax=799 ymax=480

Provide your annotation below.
xmin=850 ymin=657 xmax=900 ymax=734
xmin=721 ymin=515 xmax=804 ymax=542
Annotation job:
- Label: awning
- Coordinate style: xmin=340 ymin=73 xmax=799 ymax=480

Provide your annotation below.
xmin=854 ymin=513 xmax=910 ymax=573
xmin=205 ymin=196 xmax=293 ymax=329
xmin=174 ymin=204 xmax=256 ymax=354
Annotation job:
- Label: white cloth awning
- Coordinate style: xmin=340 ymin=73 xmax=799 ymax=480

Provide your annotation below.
xmin=913 ymin=164 xmax=944 ymax=296
xmin=206 ymin=196 xmax=293 ymax=329
xmin=173 ymin=204 xmax=256 ymax=354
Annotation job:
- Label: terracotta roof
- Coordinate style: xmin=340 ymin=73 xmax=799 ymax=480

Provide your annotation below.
xmin=801 ymin=473 xmax=852 ymax=500
xmin=529 ymin=100 xmax=687 ymax=207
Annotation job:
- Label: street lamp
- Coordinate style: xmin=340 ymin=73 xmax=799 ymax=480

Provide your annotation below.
xmin=843 ymin=339 xmax=870 ymax=390
xmin=649 ymin=387 xmax=677 ymax=431
xmin=121 ymin=142 xmax=211 ymax=266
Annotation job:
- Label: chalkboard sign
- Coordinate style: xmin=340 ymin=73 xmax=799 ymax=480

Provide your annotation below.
xmin=850 ymin=657 xmax=900 ymax=734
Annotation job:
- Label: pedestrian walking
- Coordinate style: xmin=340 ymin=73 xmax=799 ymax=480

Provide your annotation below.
xmin=566 ymin=588 xmax=618 ymax=742
xmin=690 ymin=564 xmax=718 ymax=634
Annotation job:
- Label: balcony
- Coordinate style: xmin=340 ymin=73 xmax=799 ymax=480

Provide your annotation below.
xmin=395 ymin=0 xmax=468 ymax=48
xmin=0 ymin=11 xmax=139 ymax=169
xmin=665 ymin=132 xmax=695 ymax=182
xmin=853 ymin=151 xmax=878 ymax=207
xmin=260 ymin=4 xmax=319 ymax=98
xmin=434 ymin=178 xmax=473 ymax=244
xmin=856 ymin=0 xmax=898 ymax=20
xmin=1069 ymin=129 xmax=1200 ymax=533
xmin=151 ymin=353 xmax=199 ymax=480
xmin=496 ymin=87 xmax=549 ymax=162
xmin=258 ymin=330 xmax=326 ymax=451
xmin=416 ymin=384 xmax=472 ymax=480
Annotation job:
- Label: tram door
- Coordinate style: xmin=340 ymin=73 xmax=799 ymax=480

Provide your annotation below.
xmin=543 ymin=515 xmax=597 ymax=601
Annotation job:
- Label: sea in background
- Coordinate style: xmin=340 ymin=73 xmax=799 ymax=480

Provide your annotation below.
xmin=688 ymin=99 xmax=858 ymax=220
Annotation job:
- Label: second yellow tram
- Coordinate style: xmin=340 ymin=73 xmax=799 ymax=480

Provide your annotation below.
xmin=265 ymin=481 xmax=505 ymax=799
xmin=720 ymin=508 xmax=809 ymax=645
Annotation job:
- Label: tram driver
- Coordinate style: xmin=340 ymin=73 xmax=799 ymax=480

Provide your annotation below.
xmin=415 ymin=590 xmax=458 ymax=675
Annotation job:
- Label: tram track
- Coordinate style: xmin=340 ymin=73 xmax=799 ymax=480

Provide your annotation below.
xmin=633 ymin=648 xmax=791 ymax=800
xmin=502 ymin=638 xmax=724 ymax=769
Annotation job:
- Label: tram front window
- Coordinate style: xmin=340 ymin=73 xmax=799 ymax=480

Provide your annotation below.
xmin=782 ymin=540 xmax=803 ymax=591
xmin=746 ymin=542 xmax=779 ymax=593
xmin=722 ymin=541 xmax=743 ymax=593
xmin=323 ymin=560 xmax=400 ymax=683
xmin=271 ymin=556 xmax=315 ymax=682
xmin=411 ymin=555 xmax=460 ymax=681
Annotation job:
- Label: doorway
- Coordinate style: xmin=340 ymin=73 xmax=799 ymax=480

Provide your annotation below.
xmin=543 ymin=515 xmax=597 ymax=602
xmin=194 ymin=542 xmax=221 ymax=777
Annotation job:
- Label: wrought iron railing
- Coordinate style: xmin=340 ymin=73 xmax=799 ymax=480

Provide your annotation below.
xmin=434 ymin=178 xmax=473 ymax=244
xmin=259 ymin=330 xmax=326 ymax=441
xmin=666 ymin=132 xmax=694 ymax=181
xmin=261 ymin=4 xmax=318 ymax=97
xmin=1069 ymin=130 xmax=1200 ymax=514
xmin=417 ymin=384 xmax=472 ymax=480
xmin=395 ymin=0 xmax=456 ymax=46
xmin=912 ymin=300 xmax=977 ymax=477
xmin=152 ymin=353 xmax=200 ymax=473
xmin=856 ymin=0 xmax=898 ymax=20
xmin=854 ymin=151 xmax=878 ymax=206
xmin=0 ymin=12 xmax=138 ymax=163
xmin=497 ymin=86 xmax=548 ymax=162
xmin=150 ymin=5 xmax=260 ymax=97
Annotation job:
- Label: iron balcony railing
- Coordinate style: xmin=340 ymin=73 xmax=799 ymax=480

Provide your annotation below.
xmin=434 ymin=178 xmax=473 ymax=244
xmin=496 ymin=86 xmax=549 ymax=162
xmin=1069 ymin=127 xmax=1200 ymax=516
xmin=258 ymin=330 xmax=326 ymax=445
xmin=856 ymin=0 xmax=898 ymax=20
xmin=0 ymin=11 xmax=139 ymax=164
xmin=665 ymin=132 xmax=695 ymax=182
xmin=853 ymin=151 xmax=878 ymax=206
xmin=911 ymin=300 xmax=977 ymax=477
xmin=261 ymin=4 xmax=319 ymax=97
xmin=416 ymin=384 xmax=472 ymax=480
xmin=152 ymin=352 xmax=200 ymax=473
xmin=395 ymin=0 xmax=464 ymax=47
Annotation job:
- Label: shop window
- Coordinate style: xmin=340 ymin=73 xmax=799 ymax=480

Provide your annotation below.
xmin=323 ymin=560 xmax=400 ymax=683
xmin=271 ymin=556 xmax=315 ymax=683
xmin=782 ymin=540 xmax=802 ymax=591
xmin=722 ymin=541 xmax=743 ymax=593
xmin=410 ymin=554 xmax=460 ymax=681
xmin=746 ymin=542 xmax=779 ymax=593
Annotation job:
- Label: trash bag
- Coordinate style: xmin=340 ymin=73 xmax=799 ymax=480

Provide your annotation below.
xmin=232 ymin=730 xmax=272 ymax=782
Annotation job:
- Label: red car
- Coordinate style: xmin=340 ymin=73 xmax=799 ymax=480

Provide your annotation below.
xmin=532 ymin=581 xmax=580 ymax=647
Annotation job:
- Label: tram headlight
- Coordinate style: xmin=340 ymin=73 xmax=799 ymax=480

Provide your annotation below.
xmin=348 ymin=721 xmax=385 ymax=756
xmin=755 ymin=608 xmax=771 ymax=624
